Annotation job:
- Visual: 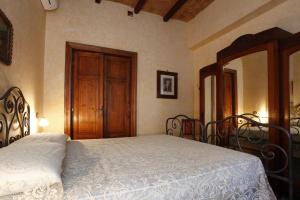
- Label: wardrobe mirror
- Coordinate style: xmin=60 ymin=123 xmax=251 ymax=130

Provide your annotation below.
xmin=199 ymin=63 xmax=217 ymax=141
xmin=289 ymin=51 xmax=300 ymax=134
xmin=204 ymin=75 xmax=216 ymax=125
xmin=204 ymin=75 xmax=216 ymax=142
xmin=222 ymin=51 xmax=268 ymax=123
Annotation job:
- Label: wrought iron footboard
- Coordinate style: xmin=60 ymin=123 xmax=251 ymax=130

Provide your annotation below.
xmin=204 ymin=115 xmax=293 ymax=200
xmin=166 ymin=114 xmax=204 ymax=141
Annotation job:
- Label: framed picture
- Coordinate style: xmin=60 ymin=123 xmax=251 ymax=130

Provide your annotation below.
xmin=0 ymin=9 xmax=13 ymax=65
xmin=157 ymin=70 xmax=178 ymax=99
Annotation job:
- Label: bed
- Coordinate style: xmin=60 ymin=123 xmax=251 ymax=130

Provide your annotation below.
xmin=0 ymin=87 xmax=276 ymax=200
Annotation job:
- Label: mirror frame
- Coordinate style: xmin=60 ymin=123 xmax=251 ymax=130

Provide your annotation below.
xmin=0 ymin=9 xmax=13 ymax=65
xmin=216 ymin=28 xmax=292 ymax=129
xmin=281 ymin=32 xmax=300 ymax=133
xmin=216 ymin=27 xmax=292 ymax=150
xmin=199 ymin=63 xmax=217 ymax=125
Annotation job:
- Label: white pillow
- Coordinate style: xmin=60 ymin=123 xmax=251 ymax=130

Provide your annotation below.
xmin=11 ymin=132 xmax=68 ymax=146
xmin=0 ymin=141 xmax=66 ymax=197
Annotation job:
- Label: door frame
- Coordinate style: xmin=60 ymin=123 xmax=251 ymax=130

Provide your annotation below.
xmin=223 ymin=68 xmax=238 ymax=117
xmin=65 ymin=42 xmax=137 ymax=138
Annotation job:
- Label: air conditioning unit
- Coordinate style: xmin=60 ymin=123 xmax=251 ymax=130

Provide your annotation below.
xmin=41 ymin=0 xmax=58 ymax=11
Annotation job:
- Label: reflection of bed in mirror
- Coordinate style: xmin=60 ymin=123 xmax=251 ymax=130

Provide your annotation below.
xmin=291 ymin=104 xmax=300 ymax=158
xmin=222 ymin=51 xmax=269 ymax=121
xmin=233 ymin=113 xmax=300 ymax=141
xmin=217 ymin=112 xmax=300 ymax=160
xmin=290 ymin=104 xmax=300 ymax=133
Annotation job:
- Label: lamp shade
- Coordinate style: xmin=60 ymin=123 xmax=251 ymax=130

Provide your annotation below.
xmin=39 ymin=117 xmax=49 ymax=127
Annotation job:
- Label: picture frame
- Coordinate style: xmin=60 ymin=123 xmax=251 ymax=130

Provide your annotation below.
xmin=157 ymin=70 xmax=178 ymax=99
xmin=0 ymin=9 xmax=13 ymax=65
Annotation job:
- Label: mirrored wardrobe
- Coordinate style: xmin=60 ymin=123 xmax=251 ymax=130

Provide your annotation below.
xmin=199 ymin=27 xmax=300 ymax=197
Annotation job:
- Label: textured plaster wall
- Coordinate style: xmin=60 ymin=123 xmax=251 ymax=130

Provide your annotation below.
xmin=0 ymin=0 xmax=45 ymax=133
xmin=191 ymin=0 xmax=300 ymax=118
xmin=187 ymin=0 xmax=269 ymax=49
xmin=43 ymin=0 xmax=193 ymax=135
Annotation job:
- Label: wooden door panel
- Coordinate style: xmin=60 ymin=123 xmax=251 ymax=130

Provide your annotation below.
xmin=77 ymin=78 xmax=101 ymax=138
xmin=104 ymin=55 xmax=131 ymax=138
xmin=78 ymin=55 xmax=100 ymax=76
xmin=223 ymin=69 xmax=237 ymax=118
xmin=105 ymin=80 xmax=128 ymax=137
xmin=73 ymin=51 xmax=103 ymax=139
xmin=106 ymin=60 xmax=128 ymax=79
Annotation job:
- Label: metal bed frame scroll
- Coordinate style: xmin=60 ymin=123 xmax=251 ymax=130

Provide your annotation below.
xmin=166 ymin=114 xmax=204 ymax=141
xmin=204 ymin=115 xmax=293 ymax=200
xmin=0 ymin=87 xmax=30 ymax=148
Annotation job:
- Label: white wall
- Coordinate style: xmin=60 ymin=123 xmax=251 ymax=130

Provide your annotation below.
xmin=0 ymin=0 xmax=45 ymax=133
xmin=187 ymin=0 xmax=270 ymax=49
xmin=43 ymin=0 xmax=193 ymax=135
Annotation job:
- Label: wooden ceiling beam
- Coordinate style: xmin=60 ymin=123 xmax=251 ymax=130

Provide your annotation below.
xmin=163 ymin=0 xmax=188 ymax=22
xmin=134 ymin=0 xmax=147 ymax=14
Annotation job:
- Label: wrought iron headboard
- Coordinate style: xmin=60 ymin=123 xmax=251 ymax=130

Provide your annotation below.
xmin=0 ymin=87 xmax=30 ymax=148
xmin=290 ymin=117 xmax=300 ymax=136
xmin=204 ymin=115 xmax=293 ymax=200
xmin=239 ymin=113 xmax=261 ymax=122
xmin=166 ymin=114 xmax=204 ymax=141
xmin=292 ymin=103 xmax=300 ymax=117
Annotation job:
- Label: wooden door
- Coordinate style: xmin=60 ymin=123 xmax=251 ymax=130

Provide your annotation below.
xmin=104 ymin=55 xmax=131 ymax=138
xmin=223 ymin=69 xmax=237 ymax=118
xmin=65 ymin=42 xmax=137 ymax=139
xmin=73 ymin=51 xmax=104 ymax=139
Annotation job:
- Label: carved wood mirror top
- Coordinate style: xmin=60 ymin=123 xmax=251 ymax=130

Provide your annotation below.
xmin=216 ymin=27 xmax=292 ymax=127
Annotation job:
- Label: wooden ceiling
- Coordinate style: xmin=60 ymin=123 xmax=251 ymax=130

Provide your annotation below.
xmin=106 ymin=0 xmax=214 ymax=22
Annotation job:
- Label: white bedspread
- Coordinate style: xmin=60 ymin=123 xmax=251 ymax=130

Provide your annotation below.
xmin=62 ymin=135 xmax=276 ymax=200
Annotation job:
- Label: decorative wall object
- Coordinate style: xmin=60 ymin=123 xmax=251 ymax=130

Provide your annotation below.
xmin=0 ymin=9 xmax=13 ymax=65
xmin=157 ymin=70 xmax=178 ymax=99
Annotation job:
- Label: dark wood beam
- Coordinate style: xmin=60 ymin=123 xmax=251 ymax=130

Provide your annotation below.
xmin=134 ymin=0 xmax=147 ymax=14
xmin=163 ymin=0 xmax=188 ymax=22
xmin=95 ymin=0 xmax=101 ymax=4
